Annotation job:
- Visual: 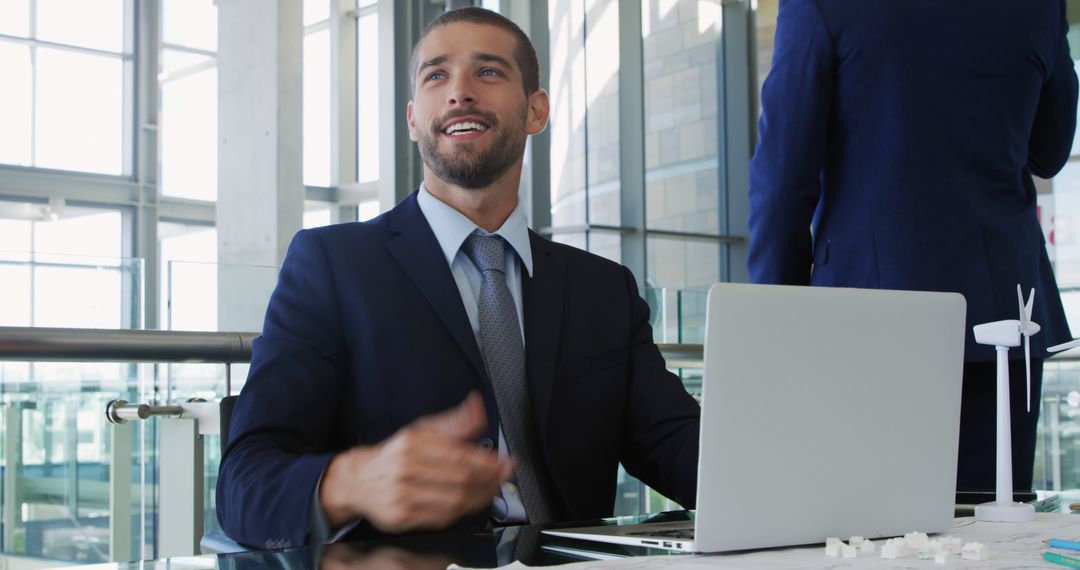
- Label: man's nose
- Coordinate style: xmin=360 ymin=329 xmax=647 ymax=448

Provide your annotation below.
xmin=447 ymin=76 xmax=477 ymax=106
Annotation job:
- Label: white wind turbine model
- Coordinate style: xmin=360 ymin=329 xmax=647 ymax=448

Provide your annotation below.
xmin=970 ymin=285 xmax=1039 ymax=522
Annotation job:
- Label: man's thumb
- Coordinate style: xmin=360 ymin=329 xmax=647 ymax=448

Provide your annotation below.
xmin=416 ymin=390 xmax=487 ymax=440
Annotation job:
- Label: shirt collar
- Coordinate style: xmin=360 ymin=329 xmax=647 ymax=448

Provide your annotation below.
xmin=417 ymin=183 xmax=534 ymax=277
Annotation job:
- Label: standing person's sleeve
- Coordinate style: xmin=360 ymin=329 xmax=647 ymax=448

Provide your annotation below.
xmin=1027 ymin=0 xmax=1078 ymax=179
xmin=747 ymin=0 xmax=836 ymax=285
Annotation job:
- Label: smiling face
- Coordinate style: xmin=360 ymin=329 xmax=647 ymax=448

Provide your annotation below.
xmin=407 ymin=22 xmax=548 ymax=191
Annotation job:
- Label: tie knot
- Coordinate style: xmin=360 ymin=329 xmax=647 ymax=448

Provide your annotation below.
xmin=463 ymin=233 xmax=506 ymax=273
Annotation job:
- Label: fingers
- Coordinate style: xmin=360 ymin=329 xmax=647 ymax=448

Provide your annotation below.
xmin=324 ymin=392 xmax=514 ymax=534
xmin=413 ymin=390 xmax=488 ymax=441
xmin=383 ymin=428 xmax=509 ymax=487
xmin=358 ymin=440 xmax=506 ymax=533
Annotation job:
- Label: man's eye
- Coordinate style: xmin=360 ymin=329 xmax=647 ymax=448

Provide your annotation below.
xmin=426 ymin=71 xmax=446 ymax=81
xmin=479 ymin=68 xmax=502 ymax=77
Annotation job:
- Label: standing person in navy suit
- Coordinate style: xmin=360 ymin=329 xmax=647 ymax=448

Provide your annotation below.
xmin=748 ymin=0 xmax=1078 ymax=492
xmin=216 ymin=7 xmax=700 ymax=549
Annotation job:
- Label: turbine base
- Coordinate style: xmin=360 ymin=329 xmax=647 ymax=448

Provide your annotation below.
xmin=975 ymin=501 xmax=1035 ymax=522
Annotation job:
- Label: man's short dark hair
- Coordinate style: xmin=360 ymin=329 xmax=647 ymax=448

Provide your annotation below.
xmin=410 ymin=7 xmax=540 ymax=95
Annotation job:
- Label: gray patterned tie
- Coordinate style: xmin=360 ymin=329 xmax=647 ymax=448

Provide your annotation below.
xmin=462 ymin=233 xmax=554 ymax=524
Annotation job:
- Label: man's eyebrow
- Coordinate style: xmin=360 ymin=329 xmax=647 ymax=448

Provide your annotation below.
xmin=417 ymin=55 xmax=448 ymax=75
xmin=474 ymin=52 xmax=513 ymax=69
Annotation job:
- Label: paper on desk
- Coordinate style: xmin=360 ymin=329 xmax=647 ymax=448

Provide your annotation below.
xmin=449 ymin=563 xmax=533 ymax=570
xmin=450 ymin=513 xmax=1080 ymax=569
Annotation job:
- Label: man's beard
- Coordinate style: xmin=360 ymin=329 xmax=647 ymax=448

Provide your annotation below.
xmin=418 ymin=109 xmax=527 ymax=189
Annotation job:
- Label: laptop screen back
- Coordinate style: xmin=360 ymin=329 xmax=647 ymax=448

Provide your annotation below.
xmin=695 ymin=284 xmax=966 ymax=552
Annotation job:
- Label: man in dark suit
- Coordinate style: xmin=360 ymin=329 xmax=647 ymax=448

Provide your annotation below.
xmin=748 ymin=0 xmax=1077 ymax=492
xmin=217 ymin=7 xmax=700 ymax=549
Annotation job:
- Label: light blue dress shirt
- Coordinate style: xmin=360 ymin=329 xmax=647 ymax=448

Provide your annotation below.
xmin=312 ymin=185 xmax=531 ymax=543
xmin=417 ymin=183 xmax=531 ymax=523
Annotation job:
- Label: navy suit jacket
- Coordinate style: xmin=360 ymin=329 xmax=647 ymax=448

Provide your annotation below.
xmin=216 ymin=192 xmax=701 ymax=548
xmin=748 ymin=0 xmax=1077 ymax=360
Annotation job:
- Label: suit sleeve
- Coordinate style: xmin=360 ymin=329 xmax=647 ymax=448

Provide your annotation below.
xmin=747 ymin=0 xmax=835 ymax=285
xmin=1027 ymin=0 xmax=1078 ymax=179
xmin=617 ymin=267 xmax=701 ymax=508
xmin=217 ymin=229 xmax=346 ymax=548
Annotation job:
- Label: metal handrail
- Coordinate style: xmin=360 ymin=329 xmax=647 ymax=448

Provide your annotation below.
xmin=0 ymin=326 xmax=258 ymax=363
xmin=656 ymin=343 xmax=703 ymax=368
xmin=0 ymin=327 xmax=698 ymax=367
xmin=2 ymin=328 xmax=1079 ymax=370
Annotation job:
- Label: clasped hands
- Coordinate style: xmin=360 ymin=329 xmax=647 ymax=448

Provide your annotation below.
xmin=319 ymin=391 xmax=513 ymax=533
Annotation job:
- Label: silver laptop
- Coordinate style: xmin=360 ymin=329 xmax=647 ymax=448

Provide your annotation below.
xmin=544 ymin=283 xmax=966 ymax=553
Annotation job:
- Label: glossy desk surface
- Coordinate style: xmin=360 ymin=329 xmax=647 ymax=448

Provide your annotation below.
xmin=63 ymin=496 xmax=1075 ymax=569
xmin=70 ymin=511 xmax=690 ymax=569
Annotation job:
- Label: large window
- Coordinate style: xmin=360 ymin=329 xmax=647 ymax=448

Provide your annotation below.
xmin=305 ymin=0 xmax=332 ymax=188
xmin=643 ymin=1 xmax=723 ymax=299
xmin=160 ymin=0 xmax=218 ymax=200
xmin=0 ymin=203 xmax=131 ymax=329
xmin=356 ymin=1 xmax=380 ymax=184
xmin=0 ymin=0 xmax=131 ymax=175
xmin=548 ymin=0 xmax=729 ymax=329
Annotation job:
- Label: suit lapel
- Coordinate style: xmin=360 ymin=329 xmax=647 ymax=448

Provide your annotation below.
xmin=385 ymin=193 xmax=489 ymax=383
xmin=521 ymin=231 xmax=565 ymax=439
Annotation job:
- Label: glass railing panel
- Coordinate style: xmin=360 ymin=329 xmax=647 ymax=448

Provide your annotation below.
xmin=0 ymin=253 xmax=152 ymax=564
xmin=166 ymin=260 xmax=278 ymax=334
xmin=163 ymin=362 xmax=228 ymax=538
xmin=165 ymin=261 xmax=279 ymax=540
xmin=1037 ymin=356 xmax=1080 ymax=492
xmin=2 ymin=362 xmax=157 ymax=564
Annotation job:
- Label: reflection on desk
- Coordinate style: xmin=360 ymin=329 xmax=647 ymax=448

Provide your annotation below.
xmin=58 ymin=509 xmax=1080 ymax=569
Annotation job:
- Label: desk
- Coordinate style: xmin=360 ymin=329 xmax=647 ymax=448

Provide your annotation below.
xmin=64 ymin=511 xmax=1080 ymax=569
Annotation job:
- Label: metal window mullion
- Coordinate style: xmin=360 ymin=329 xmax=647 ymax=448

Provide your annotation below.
xmin=618 ymin=0 xmax=646 ymax=289
xmin=0 ymin=33 xmax=133 ymax=60
xmin=27 ymin=0 xmax=37 ymax=168
xmin=581 ymin=0 xmax=590 ymax=252
xmin=29 ymin=42 xmax=37 ymax=167
xmin=159 ymin=42 xmax=216 ymax=58
xmin=349 ymin=4 xmax=377 ymax=19
xmin=304 ymin=19 xmax=331 ymax=35
xmin=526 ymin=0 xmax=550 ymax=234
xmin=380 ymin=0 xmax=423 ymax=210
xmin=135 ymin=0 xmax=160 ymax=330
xmin=29 ymin=222 xmax=37 ymax=327
xmin=718 ymin=0 xmax=753 ymax=283
xmin=122 ymin=0 xmax=136 ymax=178
xmin=158 ymin=58 xmax=216 ymax=85
xmin=330 ymin=0 xmax=358 ymax=224
xmin=0 ymin=159 xmax=142 ymax=195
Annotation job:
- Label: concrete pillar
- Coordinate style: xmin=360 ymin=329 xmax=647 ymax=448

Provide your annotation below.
xmin=216 ymin=0 xmax=304 ymax=331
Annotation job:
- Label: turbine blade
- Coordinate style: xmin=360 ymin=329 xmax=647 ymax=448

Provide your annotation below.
xmin=1049 ymin=338 xmax=1080 ymax=353
xmin=1018 ymin=284 xmax=1027 ymax=327
xmin=1027 ymin=288 xmax=1036 ymax=320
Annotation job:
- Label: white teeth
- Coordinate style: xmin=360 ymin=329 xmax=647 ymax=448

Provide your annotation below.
xmin=443 ymin=121 xmax=488 ymax=135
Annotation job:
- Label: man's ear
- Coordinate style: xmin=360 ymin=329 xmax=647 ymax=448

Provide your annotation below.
xmin=406 ymin=100 xmax=419 ymax=142
xmin=525 ymin=89 xmax=550 ymax=136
